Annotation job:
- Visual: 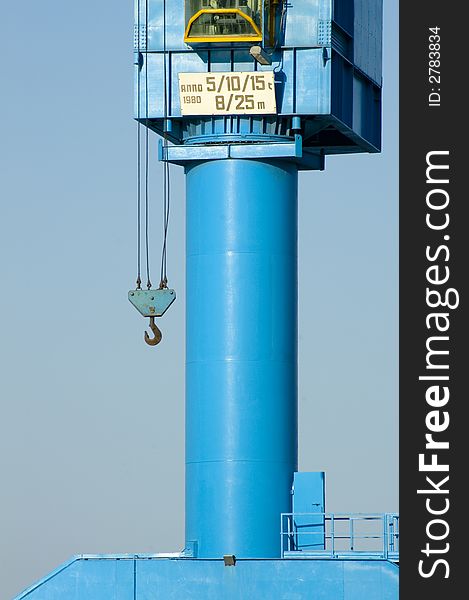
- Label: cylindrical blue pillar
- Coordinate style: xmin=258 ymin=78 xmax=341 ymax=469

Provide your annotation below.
xmin=185 ymin=158 xmax=298 ymax=558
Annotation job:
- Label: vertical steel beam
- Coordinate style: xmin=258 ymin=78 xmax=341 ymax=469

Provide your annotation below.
xmin=185 ymin=158 xmax=298 ymax=558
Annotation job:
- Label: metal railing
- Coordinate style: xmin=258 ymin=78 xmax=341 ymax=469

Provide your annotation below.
xmin=280 ymin=513 xmax=399 ymax=560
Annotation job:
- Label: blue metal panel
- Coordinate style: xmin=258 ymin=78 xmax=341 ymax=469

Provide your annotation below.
xmin=136 ymin=51 xmax=206 ymax=120
xmin=209 ymin=50 xmax=234 ymax=72
xmin=352 ymin=72 xmax=381 ymax=149
xmin=135 ymin=52 xmax=165 ymax=119
xmin=15 ymin=557 xmax=134 ymax=600
xmin=135 ymin=0 xmax=187 ymax=52
xmin=15 ymin=556 xmax=399 ymax=600
xmin=278 ymin=49 xmax=295 ymax=114
xmin=333 ymin=0 xmax=354 ymax=34
xmin=331 ymin=52 xmax=353 ymax=127
xmin=169 ymin=51 xmax=208 ymax=115
xmin=185 ymin=158 xmax=298 ymax=558
xmin=292 ymin=472 xmax=326 ymax=550
xmin=233 ymin=49 xmax=255 ymax=72
xmin=292 ymin=473 xmax=326 ymax=515
xmin=353 ymin=0 xmax=383 ymax=85
xmin=295 ymin=48 xmax=332 ymax=115
xmin=283 ymin=0 xmax=332 ymax=48
xmin=344 ymin=560 xmax=386 ymax=600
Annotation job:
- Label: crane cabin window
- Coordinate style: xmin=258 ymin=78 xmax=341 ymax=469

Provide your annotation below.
xmin=184 ymin=0 xmax=263 ymax=43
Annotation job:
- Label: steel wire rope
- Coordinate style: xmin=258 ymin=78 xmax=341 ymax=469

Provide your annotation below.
xmin=144 ymin=0 xmax=152 ymax=290
xmin=135 ymin=0 xmax=171 ymax=292
xmin=159 ymin=0 xmax=171 ymax=289
xmin=136 ymin=0 xmax=142 ymax=289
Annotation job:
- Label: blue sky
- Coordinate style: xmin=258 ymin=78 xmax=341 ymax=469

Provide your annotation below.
xmin=0 ymin=2 xmax=398 ymax=597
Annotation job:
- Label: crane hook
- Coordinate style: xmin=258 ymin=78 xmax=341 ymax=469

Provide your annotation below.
xmin=144 ymin=316 xmax=162 ymax=346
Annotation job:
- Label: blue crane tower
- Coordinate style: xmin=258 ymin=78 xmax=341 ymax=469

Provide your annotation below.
xmin=15 ymin=1 xmax=398 ymax=598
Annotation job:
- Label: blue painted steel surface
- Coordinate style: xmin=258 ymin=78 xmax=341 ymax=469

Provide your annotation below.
xmin=15 ymin=556 xmax=399 ymax=600
xmin=134 ymin=0 xmax=382 ymax=155
xmin=185 ymin=158 xmax=298 ymax=558
xmin=354 ymin=0 xmax=383 ymax=85
xmin=158 ymin=135 xmax=325 ymax=171
xmin=292 ymin=472 xmax=326 ymax=550
xmin=15 ymin=557 xmax=135 ymax=600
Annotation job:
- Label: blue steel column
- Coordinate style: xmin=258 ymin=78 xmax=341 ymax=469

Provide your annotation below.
xmin=185 ymin=158 xmax=298 ymax=558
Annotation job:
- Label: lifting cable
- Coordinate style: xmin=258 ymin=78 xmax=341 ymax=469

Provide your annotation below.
xmin=144 ymin=0 xmax=152 ymax=290
xmin=131 ymin=0 xmax=174 ymax=346
xmin=136 ymin=0 xmax=142 ymax=290
xmin=135 ymin=0 xmax=171 ymax=292
xmin=159 ymin=0 xmax=171 ymax=290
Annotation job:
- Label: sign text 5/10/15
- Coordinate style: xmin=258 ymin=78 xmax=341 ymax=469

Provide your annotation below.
xmin=178 ymin=71 xmax=277 ymax=116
